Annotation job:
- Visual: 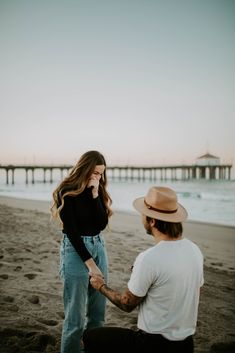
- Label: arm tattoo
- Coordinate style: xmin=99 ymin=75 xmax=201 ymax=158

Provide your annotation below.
xmin=100 ymin=285 xmax=144 ymax=312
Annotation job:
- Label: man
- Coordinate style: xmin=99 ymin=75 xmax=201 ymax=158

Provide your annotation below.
xmin=83 ymin=186 xmax=204 ymax=353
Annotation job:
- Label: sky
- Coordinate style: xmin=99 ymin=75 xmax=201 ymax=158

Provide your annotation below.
xmin=0 ymin=0 xmax=235 ymax=175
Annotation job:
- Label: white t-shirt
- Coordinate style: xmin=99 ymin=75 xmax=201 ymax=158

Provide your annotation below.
xmin=128 ymin=238 xmax=204 ymax=341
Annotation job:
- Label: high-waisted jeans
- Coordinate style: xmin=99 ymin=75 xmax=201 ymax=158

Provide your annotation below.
xmin=59 ymin=233 xmax=108 ymax=353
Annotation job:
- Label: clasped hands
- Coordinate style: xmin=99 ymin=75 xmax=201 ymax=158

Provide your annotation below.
xmin=89 ymin=271 xmax=106 ymax=291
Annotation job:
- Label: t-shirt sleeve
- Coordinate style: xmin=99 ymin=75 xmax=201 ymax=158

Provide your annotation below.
xmin=128 ymin=252 xmax=156 ymax=297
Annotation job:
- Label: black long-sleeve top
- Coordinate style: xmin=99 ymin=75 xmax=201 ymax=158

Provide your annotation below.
xmin=60 ymin=187 xmax=108 ymax=262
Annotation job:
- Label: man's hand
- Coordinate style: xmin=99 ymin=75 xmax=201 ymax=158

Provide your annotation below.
xmin=89 ymin=272 xmax=145 ymax=312
xmin=89 ymin=272 xmax=105 ymax=291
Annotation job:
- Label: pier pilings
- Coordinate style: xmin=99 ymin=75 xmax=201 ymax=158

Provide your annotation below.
xmin=0 ymin=164 xmax=232 ymax=184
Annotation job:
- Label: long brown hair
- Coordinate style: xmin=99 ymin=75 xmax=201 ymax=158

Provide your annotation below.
xmin=51 ymin=151 xmax=113 ymax=225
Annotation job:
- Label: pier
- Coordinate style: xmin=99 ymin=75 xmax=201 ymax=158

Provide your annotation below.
xmin=0 ymin=163 xmax=232 ymax=184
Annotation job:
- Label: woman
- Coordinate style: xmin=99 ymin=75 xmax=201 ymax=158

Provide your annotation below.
xmin=51 ymin=150 xmax=112 ymax=353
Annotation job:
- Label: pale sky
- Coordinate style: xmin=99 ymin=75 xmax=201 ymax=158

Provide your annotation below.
xmin=1 ymin=0 xmax=234 ymax=175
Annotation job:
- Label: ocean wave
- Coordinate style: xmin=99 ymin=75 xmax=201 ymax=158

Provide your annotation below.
xmin=178 ymin=191 xmax=201 ymax=199
xmin=178 ymin=191 xmax=235 ymax=202
xmin=200 ymin=193 xmax=235 ymax=202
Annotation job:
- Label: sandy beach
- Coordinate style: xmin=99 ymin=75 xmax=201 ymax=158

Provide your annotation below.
xmin=0 ymin=195 xmax=235 ymax=353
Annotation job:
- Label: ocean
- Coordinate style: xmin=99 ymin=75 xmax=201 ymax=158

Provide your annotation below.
xmin=0 ymin=169 xmax=235 ymax=227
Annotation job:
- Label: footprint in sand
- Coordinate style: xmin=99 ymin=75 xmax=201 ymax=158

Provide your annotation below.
xmin=3 ymin=296 xmax=14 ymax=303
xmin=26 ymin=333 xmax=56 ymax=351
xmin=28 ymin=295 xmax=40 ymax=304
xmin=24 ymin=273 xmax=37 ymax=280
xmin=0 ymin=329 xmax=56 ymax=352
xmin=211 ymin=262 xmax=223 ymax=267
xmin=37 ymin=318 xmax=59 ymax=326
xmin=0 ymin=274 xmax=8 ymax=279
xmin=14 ymin=266 xmax=22 ymax=271
xmin=210 ymin=341 xmax=235 ymax=353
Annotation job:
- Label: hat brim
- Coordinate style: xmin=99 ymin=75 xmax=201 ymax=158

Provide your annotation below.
xmin=133 ymin=197 xmax=188 ymax=223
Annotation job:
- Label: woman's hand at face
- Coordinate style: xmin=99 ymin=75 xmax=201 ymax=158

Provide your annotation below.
xmin=87 ymin=178 xmax=99 ymax=198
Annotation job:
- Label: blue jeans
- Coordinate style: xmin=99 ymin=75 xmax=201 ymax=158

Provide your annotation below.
xmin=59 ymin=234 xmax=108 ymax=353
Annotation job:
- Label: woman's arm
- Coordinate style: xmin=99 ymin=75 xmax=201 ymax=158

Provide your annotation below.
xmin=60 ymin=196 xmax=92 ymax=262
xmin=85 ymin=258 xmax=104 ymax=277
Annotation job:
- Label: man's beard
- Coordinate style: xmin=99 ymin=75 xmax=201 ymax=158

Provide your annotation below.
xmin=145 ymin=223 xmax=152 ymax=235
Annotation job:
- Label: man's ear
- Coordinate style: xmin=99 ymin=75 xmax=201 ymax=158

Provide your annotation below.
xmin=150 ymin=218 xmax=156 ymax=227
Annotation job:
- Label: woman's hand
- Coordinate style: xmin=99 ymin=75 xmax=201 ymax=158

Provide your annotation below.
xmin=87 ymin=178 xmax=99 ymax=198
xmin=89 ymin=272 xmax=105 ymax=291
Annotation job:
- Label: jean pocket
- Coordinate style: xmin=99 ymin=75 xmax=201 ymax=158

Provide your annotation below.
xmin=99 ymin=236 xmax=105 ymax=246
xmin=65 ymin=243 xmax=76 ymax=253
xmin=63 ymin=236 xmax=76 ymax=253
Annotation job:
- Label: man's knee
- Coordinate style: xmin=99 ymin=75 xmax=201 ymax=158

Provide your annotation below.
xmin=83 ymin=327 xmax=102 ymax=353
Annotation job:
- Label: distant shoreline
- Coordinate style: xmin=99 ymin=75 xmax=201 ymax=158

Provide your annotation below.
xmin=0 ymin=194 xmax=235 ymax=230
xmin=0 ymin=193 xmax=235 ymax=273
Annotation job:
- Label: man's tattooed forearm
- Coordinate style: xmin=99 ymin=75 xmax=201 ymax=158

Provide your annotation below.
xmin=100 ymin=285 xmax=143 ymax=312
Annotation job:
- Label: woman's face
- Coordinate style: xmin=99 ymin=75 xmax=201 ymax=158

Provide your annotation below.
xmin=89 ymin=164 xmax=105 ymax=181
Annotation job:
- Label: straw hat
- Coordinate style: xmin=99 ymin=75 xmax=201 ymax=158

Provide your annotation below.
xmin=133 ymin=186 xmax=188 ymax=223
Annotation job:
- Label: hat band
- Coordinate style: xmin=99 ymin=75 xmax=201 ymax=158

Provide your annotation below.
xmin=144 ymin=199 xmax=178 ymax=214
